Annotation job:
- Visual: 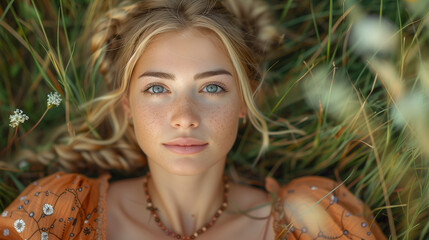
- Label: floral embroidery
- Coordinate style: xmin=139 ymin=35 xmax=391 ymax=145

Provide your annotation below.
xmin=0 ymin=173 xmax=109 ymax=240
xmin=14 ymin=219 xmax=25 ymax=233
xmin=43 ymin=204 xmax=54 ymax=216
xmin=83 ymin=227 xmax=91 ymax=235
xmin=41 ymin=231 xmax=49 ymax=240
xmin=1 ymin=211 xmax=8 ymax=217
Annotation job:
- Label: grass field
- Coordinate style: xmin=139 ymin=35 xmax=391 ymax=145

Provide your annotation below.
xmin=1 ymin=0 xmax=428 ymax=238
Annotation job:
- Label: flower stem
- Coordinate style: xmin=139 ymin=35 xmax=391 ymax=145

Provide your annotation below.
xmin=17 ymin=107 xmax=51 ymax=142
xmin=0 ymin=126 xmax=19 ymax=156
xmin=1 ymin=107 xmax=51 ymax=157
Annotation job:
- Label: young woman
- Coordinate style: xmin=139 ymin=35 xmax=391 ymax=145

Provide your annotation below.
xmin=0 ymin=0 xmax=386 ymax=239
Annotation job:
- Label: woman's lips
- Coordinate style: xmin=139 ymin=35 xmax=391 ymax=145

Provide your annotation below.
xmin=162 ymin=138 xmax=208 ymax=155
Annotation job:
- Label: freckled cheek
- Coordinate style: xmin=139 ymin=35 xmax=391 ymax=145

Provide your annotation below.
xmin=131 ymin=103 xmax=168 ymax=141
xmin=206 ymin=104 xmax=240 ymax=143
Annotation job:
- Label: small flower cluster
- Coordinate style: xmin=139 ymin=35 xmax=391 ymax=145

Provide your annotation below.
xmin=47 ymin=92 xmax=62 ymax=108
xmin=9 ymin=109 xmax=29 ymax=128
xmin=8 ymin=92 xmax=62 ymax=129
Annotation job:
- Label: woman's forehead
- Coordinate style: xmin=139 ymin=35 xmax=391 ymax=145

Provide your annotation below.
xmin=134 ymin=28 xmax=234 ymax=74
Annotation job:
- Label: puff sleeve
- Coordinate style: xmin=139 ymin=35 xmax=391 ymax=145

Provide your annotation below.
xmin=266 ymin=176 xmax=386 ymax=240
xmin=0 ymin=172 xmax=110 ymax=240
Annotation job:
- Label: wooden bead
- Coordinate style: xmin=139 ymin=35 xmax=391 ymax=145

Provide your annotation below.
xmin=143 ymin=174 xmax=228 ymax=239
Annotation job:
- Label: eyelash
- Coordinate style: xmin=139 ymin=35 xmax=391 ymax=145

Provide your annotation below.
xmin=142 ymin=82 xmax=228 ymax=96
xmin=143 ymin=83 xmax=169 ymax=95
xmin=202 ymin=82 xmax=228 ymax=95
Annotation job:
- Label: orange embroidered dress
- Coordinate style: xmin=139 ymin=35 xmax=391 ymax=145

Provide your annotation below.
xmin=0 ymin=172 xmax=386 ymax=239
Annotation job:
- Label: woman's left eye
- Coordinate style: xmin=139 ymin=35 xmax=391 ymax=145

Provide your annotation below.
xmin=202 ymin=84 xmax=225 ymax=94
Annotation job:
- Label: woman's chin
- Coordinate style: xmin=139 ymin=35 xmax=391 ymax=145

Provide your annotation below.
xmin=151 ymin=156 xmax=224 ymax=176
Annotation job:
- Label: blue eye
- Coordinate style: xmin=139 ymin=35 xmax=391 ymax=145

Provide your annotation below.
xmin=203 ymin=84 xmax=224 ymax=94
xmin=145 ymin=84 xmax=168 ymax=94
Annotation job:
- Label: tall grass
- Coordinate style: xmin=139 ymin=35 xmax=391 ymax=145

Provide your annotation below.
xmin=1 ymin=0 xmax=428 ymax=238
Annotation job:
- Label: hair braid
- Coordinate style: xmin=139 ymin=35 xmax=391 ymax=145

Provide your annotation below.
xmin=222 ymin=0 xmax=282 ymax=61
xmin=16 ymin=127 xmax=145 ymax=172
xmin=90 ymin=2 xmax=141 ymax=87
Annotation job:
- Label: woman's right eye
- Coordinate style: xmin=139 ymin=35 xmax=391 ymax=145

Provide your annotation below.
xmin=144 ymin=84 xmax=168 ymax=94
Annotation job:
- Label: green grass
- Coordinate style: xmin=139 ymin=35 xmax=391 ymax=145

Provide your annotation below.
xmin=1 ymin=0 xmax=428 ymax=238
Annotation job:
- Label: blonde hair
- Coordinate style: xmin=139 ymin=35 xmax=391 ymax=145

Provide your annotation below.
xmin=21 ymin=0 xmax=282 ymax=171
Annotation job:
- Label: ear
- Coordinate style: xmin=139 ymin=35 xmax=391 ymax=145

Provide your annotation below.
xmin=121 ymin=95 xmax=132 ymax=119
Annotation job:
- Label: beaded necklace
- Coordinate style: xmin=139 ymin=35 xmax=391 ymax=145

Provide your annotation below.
xmin=143 ymin=173 xmax=229 ymax=239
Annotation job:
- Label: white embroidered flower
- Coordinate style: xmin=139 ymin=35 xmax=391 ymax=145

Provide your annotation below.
xmin=14 ymin=219 xmax=25 ymax=233
xmin=3 ymin=228 xmax=9 ymax=236
xmin=41 ymin=231 xmax=49 ymax=240
xmin=9 ymin=109 xmax=29 ymax=128
xmin=42 ymin=204 xmax=54 ymax=216
xmin=1 ymin=211 xmax=8 ymax=217
xmin=47 ymin=92 xmax=62 ymax=108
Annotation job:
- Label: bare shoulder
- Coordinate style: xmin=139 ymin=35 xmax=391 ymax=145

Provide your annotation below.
xmin=214 ymin=182 xmax=275 ymax=239
xmin=228 ymin=182 xmax=271 ymax=217
xmin=106 ymin=177 xmax=153 ymax=240
xmin=107 ymin=177 xmax=143 ymax=199
xmin=106 ymin=177 xmax=148 ymax=214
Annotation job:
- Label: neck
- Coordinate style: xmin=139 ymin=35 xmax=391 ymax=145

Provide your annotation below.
xmin=146 ymin=161 xmax=226 ymax=236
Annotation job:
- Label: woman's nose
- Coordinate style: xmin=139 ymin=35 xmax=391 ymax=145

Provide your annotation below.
xmin=170 ymin=96 xmax=200 ymax=129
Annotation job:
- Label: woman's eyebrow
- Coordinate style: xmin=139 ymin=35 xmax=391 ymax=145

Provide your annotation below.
xmin=194 ymin=69 xmax=232 ymax=80
xmin=139 ymin=71 xmax=175 ymax=80
xmin=138 ymin=69 xmax=232 ymax=80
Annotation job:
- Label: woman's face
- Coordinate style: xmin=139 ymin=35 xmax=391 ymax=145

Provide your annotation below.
xmin=126 ymin=28 xmax=246 ymax=175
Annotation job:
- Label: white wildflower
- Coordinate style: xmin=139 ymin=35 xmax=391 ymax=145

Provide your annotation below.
xmin=47 ymin=92 xmax=62 ymax=108
xmin=3 ymin=228 xmax=9 ymax=236
xmin=9 ymin=109 xmax=29 ymax=128
xmin=19 ymin=161 xmax=29 ymax=169
xmin=14 ymin=219 xmax=25 ymax=233
xmin=42 ymin=203 xmax=54 ymax=216
xmin=351 ymin=16 xmax=398 ymax=56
